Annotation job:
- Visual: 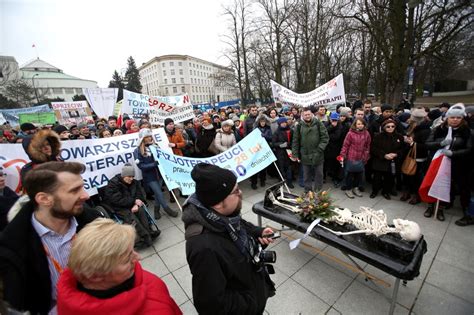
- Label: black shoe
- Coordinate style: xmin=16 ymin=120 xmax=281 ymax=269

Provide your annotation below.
xmin=370 ymin=192 xmax=377 ymax=199
xmin=287 ymin=183 xmax=295 ymax=189
xmin=382 ymin=193 xmax=391 ymax=200
xmin=358 ymin=187 xmax=365 ymax=192
xmin=390 ymin=190 xmax=398 ymax=197
xmin=164 ymin=206 xmax=179 ymax=217
xmin=436 ymin=209 xmax=445 ymax=221
xmin=251 ymin=183 xmax=258 ymax=190
xmin=154 ymin=208 xmax=161 ymax=220
xmin=150 ymin=230 xmax=161 ymax=239
xmin=455 ymin=215 xmax=474 ymax=226
xmin=424 ymin=206 xmax=433 ymax=218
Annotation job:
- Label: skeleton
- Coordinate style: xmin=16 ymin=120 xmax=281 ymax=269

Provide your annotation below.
xmin=268 ymin=188 xmax=422 ymax=242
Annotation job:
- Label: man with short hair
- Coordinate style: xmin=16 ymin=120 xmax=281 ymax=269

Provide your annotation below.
xmin=243 ymin=105 xmax=259 ymax=136
xmin=316 ymin=105 xmax=328 ymax=122
xmin=107 ymin=116 xmax=118 ymax=133
xmin=183 ymin=163 xmax=276 ymax=314
xmin=363 ymin=99 xmax=378 ymax=125
xmin=292 ymin=108 xmax=329 ymax=192
xmin=0 ymin=161 xmax=98 ymax=314
xmin=354 ymin=108 xmax=365 ymax=121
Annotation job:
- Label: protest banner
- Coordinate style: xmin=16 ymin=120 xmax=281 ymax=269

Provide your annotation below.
xmin=148 ymin=94 xmax=195 ymax=125
xmin=51 ymin=101 xmax=93 ymax=126
xmin=271 ymin=74 xmax=346 ymax=109
xmin=19 ymin=112 xmax=56 ymax=125
xmin=0 ymin=113 xmax=6 ymax=125
xmin=0 ymin=105 xmax=52 ymax=127
xmin=0 ymin=129 xmax=171 ymax=195
xmin=150 ymin=129 xmax=277 ymax=195
xmin=83 ymin=88 xmax=118 ymax=119
xmin=122 ymin=90 xmax=151 ymax=119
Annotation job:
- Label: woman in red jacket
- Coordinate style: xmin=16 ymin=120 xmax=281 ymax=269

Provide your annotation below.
xmin=57 ymin=218 xmax=182 ymax=315
xmin=339 ymin=118 xmax=371 ymax=198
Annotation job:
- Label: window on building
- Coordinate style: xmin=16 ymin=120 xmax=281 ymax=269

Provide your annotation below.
xmin=163 ymin=70 xmax=167 ymax=76
xmin=178 ymin=61 xmax=182 ymax=66
xmin=189 ymin=70 xmax=192 ymax=75
xmin=181 ymin=86 xmax=185 ymax=92
xmin=180 ymin=78 xmax=184 ymax=83
xmin=165 ymin=87 xmax=169 ymax=94
xmin=173 ymin=86 xmax=177 ymax=93
xmin=75 ymin=88 xmax=82 ymax=94
xmin=170 ymin=61 xmax=174 ymax=66
xmin=53 ymin=88 xmax=63 ymax=94
xmin=162 ymin=63 xmax=166 ymax=67
xmin=164 ymin=78 xmax=168 ymax=84
xmin=179 ymin=69 xmax=183 ymax=75
xmin=171 ymin=69 xmax=175 ymax=75
xmin=172 ymin=78 xmax=176 ymax=83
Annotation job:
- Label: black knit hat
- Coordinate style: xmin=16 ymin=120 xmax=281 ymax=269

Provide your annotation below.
xmin=20 ymin=122 xmax=36 ymax=132
xmin=53 ymin=125 xmax=68 ymax=134
xmin=381 ymin=104 xmax=393 ymax=113
xmin=164 ymin=118 xmax=174 ymax=127
xmin=191 ymin=163 xmax=237 ymax=207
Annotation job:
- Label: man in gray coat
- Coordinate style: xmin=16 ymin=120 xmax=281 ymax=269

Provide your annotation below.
xmin=292 ymin=107 xmax=329 ymax=192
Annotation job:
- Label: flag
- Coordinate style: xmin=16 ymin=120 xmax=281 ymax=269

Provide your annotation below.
xmin=418 ymin=127 xmax=452 ymax=203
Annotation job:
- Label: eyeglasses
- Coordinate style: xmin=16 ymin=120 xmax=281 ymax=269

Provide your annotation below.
xmin=385 ymin=125 xmax=396 ymax=129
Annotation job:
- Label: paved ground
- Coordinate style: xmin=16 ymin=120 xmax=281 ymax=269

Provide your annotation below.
xmin=138 ymin=177 xmax=474 ymax=315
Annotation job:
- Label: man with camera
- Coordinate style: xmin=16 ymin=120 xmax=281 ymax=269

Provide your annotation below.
xmin=182 ymin=163 xmax=276 ymax=315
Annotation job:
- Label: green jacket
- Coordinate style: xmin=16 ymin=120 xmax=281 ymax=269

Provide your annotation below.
xmin=292 ymin=118 xmax=329 ymax=165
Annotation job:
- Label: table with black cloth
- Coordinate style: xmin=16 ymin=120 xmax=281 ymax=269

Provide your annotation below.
xmin=252 ymin=185 xmax=427 ymax=315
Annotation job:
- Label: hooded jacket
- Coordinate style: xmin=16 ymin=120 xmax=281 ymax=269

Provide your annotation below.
xmin=57 ymin=263 xmax=182 ymax=315
xmin=291 ymin=118 xmax=329 ymax=165
xmin=181 ymin=195 xmax=275 ymax=315
xmin=20 ymin=129 xmax=62 ymax=182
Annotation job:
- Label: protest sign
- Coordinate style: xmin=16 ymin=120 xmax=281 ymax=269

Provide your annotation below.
xmin=148 ymin=94 xmax=195 ymax=125
xmin=122 ymin=90 xmax=151 ymax=119
xmin=151 ymin=129 xmax=277 ymax=195
xmin=271 ymin=74 xmax=346 ymax=108
xmin=51 ymin=101 xmax=93 ymax=126
xmin=83 ymin=88 xmax=118 ymax=119
xmin=0 ymin=129 xmax=171 ymax=194
xmin=19 ymin=112 xmax=56 ymax=125
xmin=0 ymin=113 xmax=6 ymax=125
xmin=0 ymin=105 xmax=52 ymax=127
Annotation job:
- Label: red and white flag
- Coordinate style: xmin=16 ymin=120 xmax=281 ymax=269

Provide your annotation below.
xmin=419 ymin=127 xmax=452 ymax=203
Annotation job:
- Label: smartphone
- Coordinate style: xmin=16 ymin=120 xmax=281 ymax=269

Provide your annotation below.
xmin=264 ymin=231 xmax=281 ymax=240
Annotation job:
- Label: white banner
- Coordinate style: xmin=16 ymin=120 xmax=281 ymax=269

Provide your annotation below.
xmin=271 ymin=74 xmax=346 ymax=108
xmin=148 ymin=94 xmax=195 ymax=125
xmin=51 ymin=101 xmax=93 ymax=126
xmin=122 ymin=90 xmax=152 ymax=119
xmin=0 ymin=129 xmax=171 ymax=195
xmin=0 ymin=112 xmax=6 ymax=125
xmin=83 ymin=88 xmax=118 ymax=119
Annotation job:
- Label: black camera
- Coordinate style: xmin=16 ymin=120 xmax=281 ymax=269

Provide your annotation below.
xmin=259 ymin=250 xmax=277 ymax=264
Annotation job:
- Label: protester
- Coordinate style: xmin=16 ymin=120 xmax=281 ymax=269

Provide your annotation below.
xmin=232 ymin=115 xmax=244 ymax=142
xmin=126 ymin=120 xmax=139 ymax=134
xmin=268 ymin=108 xmax=279 ymax=134
xmin=0 ymin=167 xmax=18 ymax=231
xmin=78 ymin=123 xmax=94 ymax=139
xmin=214 ymin=119 xmax=236 ymax=153
xmin=425 ymin=103 xmax=473 ymax=224
xmin=182 ymin=163 xmax=276 ymax=314
xmin=243 ymin=105 xmax=259 ymax=136
xmin=251 ymin=114 xmax=272 ymax=189
xmin=18 ymin=122 xmax=37 ymax=138
xmin=176 ymin=122 xmax=195 ymax=157
xmin=103 ymin=163 xmax=160 ymax=248
xmin=0 ymin=162 xmax=97 ymax=314
xmin=69 ymin=125 xmax=83 ymax=140
xmin=134 ymin=128 xmax=178 ymax=219
xmin=340 ymin=118 xmax=371 ymax=198
xmin=272 ymin=117 xmax=294 ymax=188
xmin=98 ymin=128 xmax=112 ymax=138
xmin=324 ymin=112 xmax=346 ymax=187
xmin=164 ymin=118 xmax=186 ymax=156
xmin=57 ymin=218 xmax=182 ymax=315
xmin=113 ymin=129 xmax=123 ymax=136
xmin=292 ymin=107 xmax=329 ymax=192
xmin=107 ymin=116 xmax=119 ymax=133
xmin=315 ymin=105 xmax=328 ymax=122
xmin=370 ymin=119 xmax=404 ymax=199
xmin=195 ymin=117 xmax=216 ymax=157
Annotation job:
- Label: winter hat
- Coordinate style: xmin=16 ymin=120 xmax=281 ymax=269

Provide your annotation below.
xmin=121 ymin=163 xmax=135 ymax=177
xmin=445 ymin=103 xmax=466 ymax=118
xmin=339 ymin=107 xmax=351 ymax=117
xmin=398 ymin=112 xmax=411 ymax=123
xmin=410 ymin=108 xmax=427 ymax=121
xmin=125 ymin=119 xmax=135 ymax=130
xmin=164 ymin=118 xmax=174 ymax=127
xmin=232 ymin=115 xmax=241 ymax=122
xmin=138 ymin=128 xmax=153 ymax=146
xmin=78 ymin=123 xmax=88 ymax=130
xmin=277 ymin=117 xmax=288 ymax=125
xmin=329 ymin=112 xmax=340 ymax=121
xmin=381 ymin=104 xmax=393 ymax=113
xmin=20 ymin=123 xmax=36 ymax=132
xmin=465 ymin=106 xmax=474 ymax=115
xmin=53 ymin=125 xmax=68 ymax=135
xmin=221 ymin=119 xmax=234 ymax=127
xmin=438 ymin=102 xmax=450 ymax=110
xmin=382 ymin=118 xmax=397 ymax=128
xmin=427 ymin=109 xmax=442 ymax=121
xmin=191 ymin=163 xmax=237 ymax=207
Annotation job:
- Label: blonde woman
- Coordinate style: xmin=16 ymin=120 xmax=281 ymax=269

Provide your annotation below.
xmin=57 ymin=218 xmax=182 ymax=314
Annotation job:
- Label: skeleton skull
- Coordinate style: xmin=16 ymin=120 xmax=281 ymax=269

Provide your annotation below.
xmin=393 ymin=219 xmax=421 ymax=242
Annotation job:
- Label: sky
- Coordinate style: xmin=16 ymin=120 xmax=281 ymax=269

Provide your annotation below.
xmin=1 ymin=0 xmax=232 ymax=87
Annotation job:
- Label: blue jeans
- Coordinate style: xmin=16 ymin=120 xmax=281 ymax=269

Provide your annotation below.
xmin=147 ymin=179 xmax=168 ymax=209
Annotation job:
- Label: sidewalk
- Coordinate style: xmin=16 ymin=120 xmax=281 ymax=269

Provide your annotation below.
xmin=138 ymin=177 xmax=474 ymax=315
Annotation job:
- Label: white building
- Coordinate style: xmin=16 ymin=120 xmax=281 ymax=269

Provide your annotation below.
xmin=0 ymin=56 xmax=98 ymax=102
xmin=138 ymin=54 xmax=238 ymax=104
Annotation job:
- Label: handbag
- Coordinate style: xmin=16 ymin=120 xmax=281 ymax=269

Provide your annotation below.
xmin=401 ymin=143 xmax=417 ymax=175
xmin=345 ymin=160 xmax=364 ymax=173
xmin=208 ymin=139 xmax=220 ymax=155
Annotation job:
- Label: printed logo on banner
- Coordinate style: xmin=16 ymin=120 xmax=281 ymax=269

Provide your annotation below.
xmin=0 ymin=155 xmax=28 ymax=193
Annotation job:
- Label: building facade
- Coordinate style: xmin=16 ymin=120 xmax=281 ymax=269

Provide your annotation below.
xmin=0 ymin=56 xmax=98 ymax=102
xmin=138 ymin=54 xmax=238 ymax=104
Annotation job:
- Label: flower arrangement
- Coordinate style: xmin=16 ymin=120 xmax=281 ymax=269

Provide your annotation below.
xmin=297 ymin=190 xmax=337 ymax=222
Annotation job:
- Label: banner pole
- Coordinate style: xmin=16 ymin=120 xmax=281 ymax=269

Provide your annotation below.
xmin=273 ymin=161 xmax=290 ymax=193
xmin=170 ymin=189 xmax=183 ymax=212
xmin=433 ymin=199 xmax=440 ymax=220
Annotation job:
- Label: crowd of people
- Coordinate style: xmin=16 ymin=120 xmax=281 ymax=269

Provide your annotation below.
xmin=0 ymin=97 xmax=473 ymax=314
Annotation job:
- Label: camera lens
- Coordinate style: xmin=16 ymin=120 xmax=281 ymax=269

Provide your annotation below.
xmin=259 ymin=250 xmax=277 ymax=264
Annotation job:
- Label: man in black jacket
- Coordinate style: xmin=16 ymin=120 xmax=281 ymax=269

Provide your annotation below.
xmin=0 ymin=161 xmax=99 ymax=314
xmin=182 ymin=163 xmax=276 ymax=315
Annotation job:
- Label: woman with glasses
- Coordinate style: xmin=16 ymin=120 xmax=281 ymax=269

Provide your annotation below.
xmin=370 ymin=119 xmax=404 ymax=200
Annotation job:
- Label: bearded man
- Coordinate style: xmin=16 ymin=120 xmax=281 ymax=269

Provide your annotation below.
xmin=0 ymin=162 xmax=98 ymax=314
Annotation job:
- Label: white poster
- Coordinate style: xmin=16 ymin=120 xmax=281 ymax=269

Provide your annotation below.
xmin=51 ymin=101 xmax=93 ymax=126
xmin=148 ymin=94 xmax=195 ymax=125
xmin=83 ymin=88 xmax=118 ymax=119
xmin=271 ymin=74 xmax=346 ymax=108
xmin=0 ymin=129 xmax=171 ymax=195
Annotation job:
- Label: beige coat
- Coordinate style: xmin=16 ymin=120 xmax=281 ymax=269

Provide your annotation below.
xmin=214 ymin=129 xmax=236 ymax=153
